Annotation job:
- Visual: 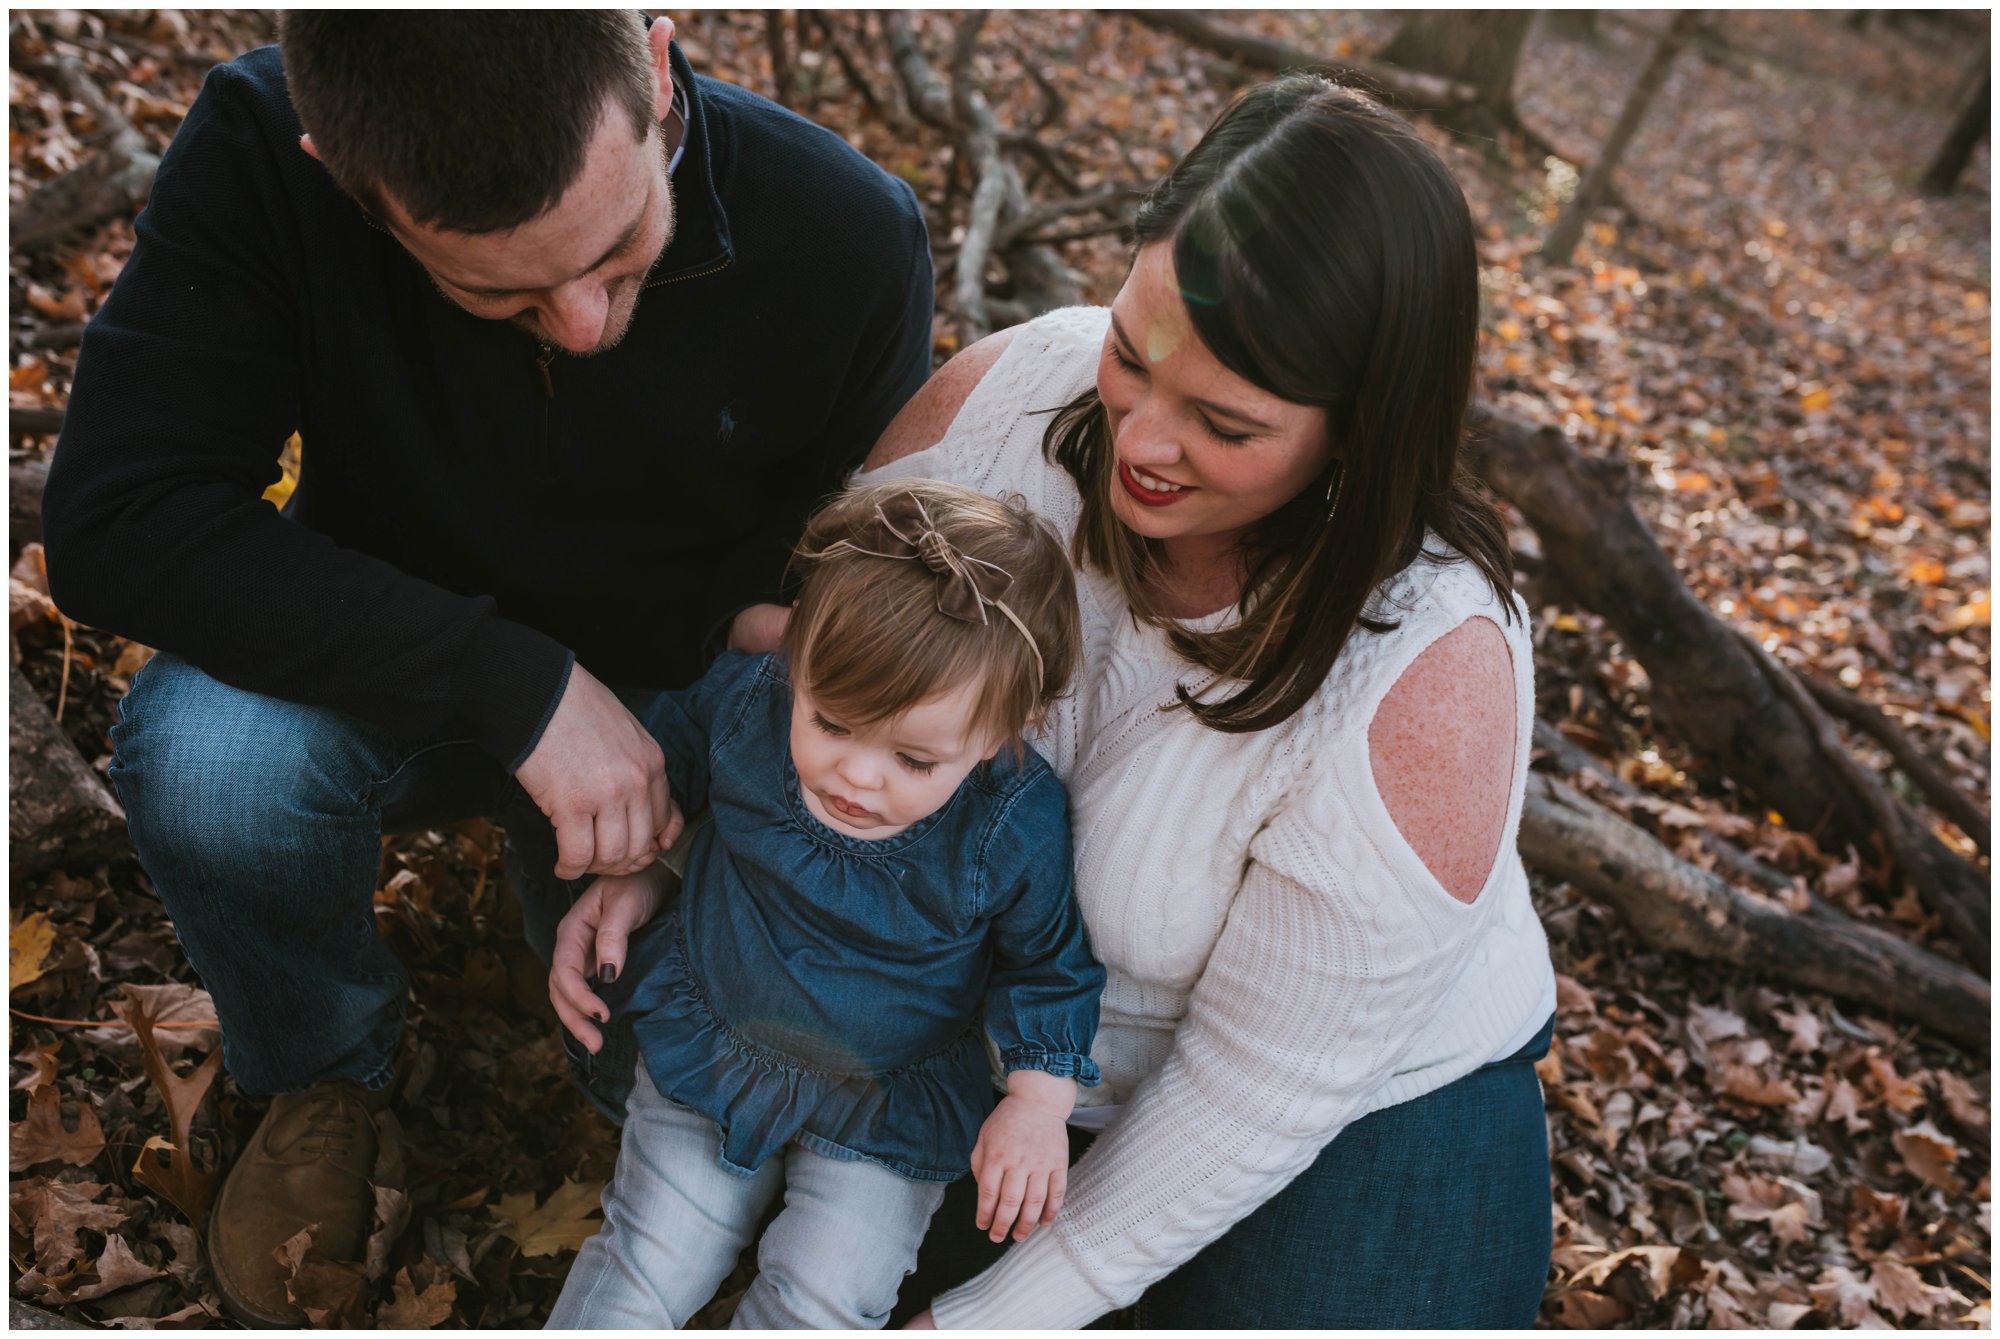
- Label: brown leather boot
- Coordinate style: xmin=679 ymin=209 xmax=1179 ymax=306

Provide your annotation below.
xmin=208 ymin=1081 xmax=385 ymax=1327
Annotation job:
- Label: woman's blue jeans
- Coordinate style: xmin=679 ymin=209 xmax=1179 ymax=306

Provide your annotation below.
xmin=105 ymin=651 xmax=626 ymax=1098
xmin=895 ymin=1015 xmax=1556 ymax=1329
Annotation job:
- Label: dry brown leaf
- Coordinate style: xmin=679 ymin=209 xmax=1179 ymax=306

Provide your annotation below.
xmin=10 ymin=1177 xmax=124 ymax=1276
xmin=379 ymin=1267 xmax=457 ymax=1329
xmin=13 ymin=1038 xmax=63 ymax=1093
xmin=82 ymin=982 xmax=220 ymax=1061
xmin=11 ymin=1084 xmax=107 ymax=1170
xmin=1860 ymin=1049 xmax=1925 ymax=1115
xmin=1869 ymin=1259 xmax=1951 ymax=1319
xmin=11 ymin=909 xmax=58 ymax=990
xmin=494 ymin=1179 xmax=603 ymax=1258
xmin=1933 ymin=1069 xmax=1988 ymax=1139
xmin=1714 ymin=1062 xmax=1802 ymax=1106
xmin=1773 ymin=1005 xmax=1822 ymax=1055
xmin=278 ymin=1225 xmax=369 ymax=1328
xmin=119 ymin=991 xmax=225 ymax=1223
xmin=1809 ymin=1263 xmax=1881 ymax=1327
xmin=1892 ymin=1122 xmax=1966 ymax=1195
xmin=1549 ymin=1287 xmax=1628 ymax=1328
xmin=66 ymin=1233 xmax=166 ymax=1301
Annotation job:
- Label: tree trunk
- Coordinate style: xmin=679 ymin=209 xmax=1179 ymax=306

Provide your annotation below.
xmin=1378 ymin=9 xmax=1533 ymax=119
xmin=1920 ymin=71 xmax=1990 ymax=197
xmin=1542 ymin=11 xmax=1699 ymax=265
xmin=1545 ymin=10 xmax=1600 ymax=42
xmin=1522 ymin=774 xmax=1989 ymax=1052
xmin=1466 ymin=404 xmax=1990 ymax=971
xmin=10 ymin=664 xmax=127 ymax=880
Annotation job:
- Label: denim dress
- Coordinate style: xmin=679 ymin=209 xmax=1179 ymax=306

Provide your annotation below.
xmin=601 ymin=651 xmax=1104 ymax=1183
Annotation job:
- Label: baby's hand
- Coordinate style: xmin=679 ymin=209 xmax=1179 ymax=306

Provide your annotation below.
xmin=970 ymin=1073 xmax=1075 ymax=1243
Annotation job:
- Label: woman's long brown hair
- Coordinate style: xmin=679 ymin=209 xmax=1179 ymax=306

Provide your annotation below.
xmin=1047 ymin=75 xmax=1515 ymax=734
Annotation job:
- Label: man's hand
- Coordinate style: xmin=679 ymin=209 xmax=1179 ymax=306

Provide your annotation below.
xmin=514 ymin=663 xmax=677 ymax=879
xmin=726 ymin=602 xmax=792 ymax=655
xmin=548 ymin=864 xmax=671 ymax=1052
xmin=970 ymin=1071 xmax=1076 ymax=1243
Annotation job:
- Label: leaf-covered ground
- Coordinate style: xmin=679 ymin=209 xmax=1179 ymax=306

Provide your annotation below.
xmin=9 ymin=9 xmax=1990 ymax=1329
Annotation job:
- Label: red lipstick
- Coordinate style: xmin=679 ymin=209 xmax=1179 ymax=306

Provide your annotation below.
xmin=1117 ymin=460 xmax=1196 ymax=508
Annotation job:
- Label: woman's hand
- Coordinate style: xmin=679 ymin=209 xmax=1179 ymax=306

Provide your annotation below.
xmin=903 ymin=1310 xmax=936 ymax=1329
xmin=548 ymin=861 xmax=672 ymax=1051
xmin=726 ymin=603 xmax=792 ymax=654
xmin=970 ymin=1071 xmax=1076 ymax=1243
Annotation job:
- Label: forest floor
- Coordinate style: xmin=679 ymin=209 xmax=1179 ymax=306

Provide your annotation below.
xmin=9 ymin=9 xmax=1990 ymax=1329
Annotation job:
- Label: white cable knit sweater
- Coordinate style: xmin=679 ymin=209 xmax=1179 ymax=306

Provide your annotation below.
xmin=857 ymin=306 xmax=1555 ymax=1329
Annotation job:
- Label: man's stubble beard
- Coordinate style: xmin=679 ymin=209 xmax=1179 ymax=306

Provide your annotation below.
xmin=511 ymin=168 xmax=679 ymax=359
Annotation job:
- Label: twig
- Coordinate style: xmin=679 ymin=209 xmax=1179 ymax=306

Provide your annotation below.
xmin=10 ymin=1005 xmax=220 ymax=1030
xmin=55 ymin=616 xmax=74 ymax=723
xmin=806 ymin=10 xmax=883 ymax=117
xmin=763 ymin=9 xmax=792 ymax=109
xmin=994 ymin=183 xmax=1143 ymax=251
xmin=1000 ymin=130 xmax=1085 ymax=195
xmin=1804 ymin=676 xmax=1990 ymax=855
xmin=1733 ymin=629 xmax=1917 ymax=886
xmin=1017 ymin=219 xmax=1138 ymax=248
xmin=1012 ymin=41 xmax=1067 ymax=131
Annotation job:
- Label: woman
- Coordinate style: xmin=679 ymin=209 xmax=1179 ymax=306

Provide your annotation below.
xmin=556 ymin=74 xmax=1556 ymax=1328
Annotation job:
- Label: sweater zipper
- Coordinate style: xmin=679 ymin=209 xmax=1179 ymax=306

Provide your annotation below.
xmin=643 ymin=256 xmax=732 ymax=290
xmin=534 ymin=342 xmax=559 ymax=477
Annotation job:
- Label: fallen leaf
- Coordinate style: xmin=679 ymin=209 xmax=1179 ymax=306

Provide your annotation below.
xmin=13 ymin=1038 xmax=63 ymax=1092
xmin=119 ymin=991 xmax=225 ymax=1223
xmin=1892 ymin=1122 xmax=1965 ymax=1195
xmin=494 ymin=1179 xmax=603 ymax=1258
xmin=10 ymin=1177 xmax=124 ymax=1276
xmin=1715 ymin=1062 xmax=1801 ymax=1106
xmin=278 ymin=1225 xmax=369 ymax=1328
xmin=1869 ymin=1259 xmax=1951 ymax=1319
xmin=1809 ymin=1263 xmax=1880 ymax=1327
xmin=1933 ymin=1070 xmax=1988 ymax=1140
xmin=11 ymin=1084 xmax=106 ymax=1170
xmin=67 ymin=1233 xmax=166 ymax=1301
xmin=11 ymin=909 xmax=58 ymax=990
xmin=379 ymin=1268 xmax=457 ymax=1329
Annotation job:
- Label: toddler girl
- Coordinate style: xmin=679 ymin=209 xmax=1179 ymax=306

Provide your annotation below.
xmin=545 ymin=480 xmax=1102 ymax=1329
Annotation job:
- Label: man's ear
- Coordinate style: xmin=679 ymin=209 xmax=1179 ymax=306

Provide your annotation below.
xmin=646 ymin=16 xmax=676 ymax=122
xmin=298 ymin=133 xmax=322 ymax=162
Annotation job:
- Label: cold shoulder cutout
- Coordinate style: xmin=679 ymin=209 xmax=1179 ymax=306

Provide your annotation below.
xmin=1368 ymin=615 xmax=1517 ymax=904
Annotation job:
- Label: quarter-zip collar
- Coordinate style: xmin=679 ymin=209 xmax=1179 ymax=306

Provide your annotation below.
xmin=645 ymin=40 xmax=733 ymax=286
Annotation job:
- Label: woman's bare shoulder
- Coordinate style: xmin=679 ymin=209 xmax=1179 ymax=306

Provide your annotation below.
xmin=862 ymin=327 xmax=1018 ymax=471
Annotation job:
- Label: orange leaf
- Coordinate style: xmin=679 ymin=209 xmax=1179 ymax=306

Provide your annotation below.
xmin=1798 ymin=386 xmax=1832 ymax=413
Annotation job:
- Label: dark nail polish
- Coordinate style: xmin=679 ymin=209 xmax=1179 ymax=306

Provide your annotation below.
xmin=598 ymin=964 xmax=618 ymax=985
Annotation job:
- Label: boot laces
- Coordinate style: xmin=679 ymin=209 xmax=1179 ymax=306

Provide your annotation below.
xmin=298 ymin=1092 xmax=361 ymax=1158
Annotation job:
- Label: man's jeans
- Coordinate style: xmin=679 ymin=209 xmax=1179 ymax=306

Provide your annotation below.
xmin=107 ymin=651 xmax=638 ymax=1103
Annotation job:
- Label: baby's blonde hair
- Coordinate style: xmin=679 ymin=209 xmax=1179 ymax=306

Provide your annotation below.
xmin=784 ymin=479 xmax=1080 ymax=746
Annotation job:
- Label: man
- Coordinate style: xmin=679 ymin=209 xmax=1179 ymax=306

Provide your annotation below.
xmin=42 ymin=11 xmax=932 ymax=1325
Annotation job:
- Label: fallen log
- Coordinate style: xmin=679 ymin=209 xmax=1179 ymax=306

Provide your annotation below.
xmin=10 ymin=663 xmax=127 ymax=881
xmin=12 ymin=55 xmax=161 ymax=254
xmin=12 ymin=458 xmax=52 ymax=550
xmin=1521 ymin=772 xmax=1989 ymax=1052
xmin=1468 ymin=402 xmax=1990 ymax=972
xmin=1129 ymin=10 xmax=1482 ymax=112
xmin=884 ymin=11 xmax=1080 ymax=338
xmin=1803 ymin=674 xmax=1989 ymax=857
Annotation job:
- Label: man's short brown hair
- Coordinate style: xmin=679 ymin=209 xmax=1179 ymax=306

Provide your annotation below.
xmin=279 ymin=11 xmax=657 ymax=234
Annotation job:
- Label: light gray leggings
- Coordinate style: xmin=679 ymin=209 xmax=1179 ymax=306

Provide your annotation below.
xmin=546 ymin=1063 xmax=947 ymax=1330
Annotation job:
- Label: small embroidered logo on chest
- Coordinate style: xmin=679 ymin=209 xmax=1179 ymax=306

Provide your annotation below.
xmin=716 ymin=401 xmax=739 ymax=446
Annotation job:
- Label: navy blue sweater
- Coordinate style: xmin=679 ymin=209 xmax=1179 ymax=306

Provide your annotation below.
xmin=44 ymin=41 xmax=932 ymax=769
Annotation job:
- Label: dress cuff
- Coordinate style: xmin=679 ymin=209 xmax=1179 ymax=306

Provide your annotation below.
xmin=999 ymin=1047 xmax=1102 ymax=1087
xmin=929 ymin=1229 xmax=1118 ymax=1330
